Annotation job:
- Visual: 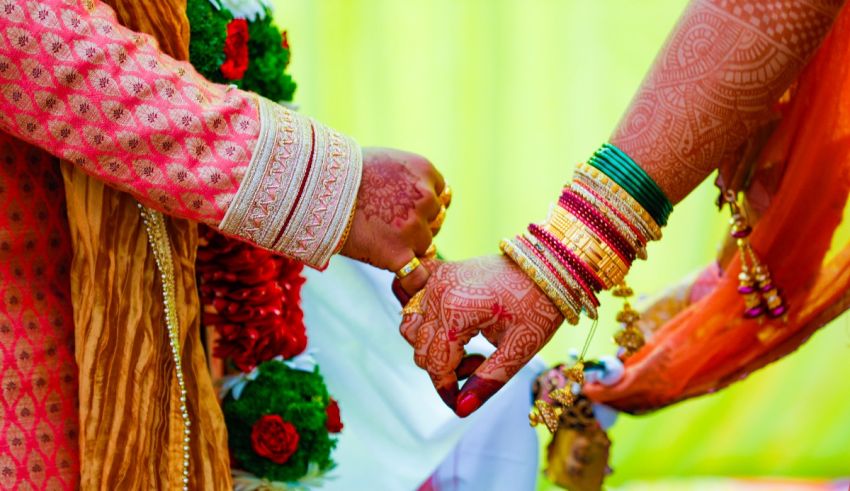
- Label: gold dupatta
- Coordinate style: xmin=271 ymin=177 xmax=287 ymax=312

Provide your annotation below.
xmin=61 ymin=0 xmax=230 ymax=487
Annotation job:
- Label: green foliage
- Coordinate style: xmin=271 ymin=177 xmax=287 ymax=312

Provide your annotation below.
xmin=186 ymin=0 xmax=231 ymax=84
xmin=241 ymin=10 xmax=297 ymax=102
xmin=223 ymin=361 xmax=336 ymax=482
xmin=186 ymin=0 xmax=296 ymax=101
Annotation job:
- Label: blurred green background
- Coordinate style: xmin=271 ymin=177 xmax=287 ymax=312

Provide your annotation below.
xmin=271 ymin=0 xmax=850 ymax=488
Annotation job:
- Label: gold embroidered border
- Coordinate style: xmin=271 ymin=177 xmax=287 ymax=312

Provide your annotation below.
xmin=273 ymin=118 xmax=362 ymax=269
xmin=219 ymin=95 xmax=313 ymax=247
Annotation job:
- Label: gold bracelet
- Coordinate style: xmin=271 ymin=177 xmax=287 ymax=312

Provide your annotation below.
xmin=500 ymin=239 xmax=580 ymax=324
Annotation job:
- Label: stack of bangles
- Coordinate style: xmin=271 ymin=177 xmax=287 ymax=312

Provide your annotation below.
xmin=500 ymin=143 xmax=671 ymax=323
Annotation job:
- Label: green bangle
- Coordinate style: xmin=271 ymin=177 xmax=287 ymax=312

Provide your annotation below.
xmin=603 ymin=143 xmax=672 ymax=218
xmin=588 ymin=144 xmax=672 ymax=226
xmin=594 ymin=148 xmax=669 ymax=223
xmin=588 ymin=152 xmax=666 ymax=226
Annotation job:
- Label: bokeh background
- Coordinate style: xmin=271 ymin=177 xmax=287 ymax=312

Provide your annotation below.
xmin=271 ymin=0 xmax=850 ymax=489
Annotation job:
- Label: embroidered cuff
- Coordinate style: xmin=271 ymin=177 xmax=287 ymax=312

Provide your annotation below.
xmin=219 ymin=95 xmax=362 ymax=269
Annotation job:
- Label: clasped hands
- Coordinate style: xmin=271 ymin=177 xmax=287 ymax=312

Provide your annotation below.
xmin=340 ymin=147 xmax=564 ymax=417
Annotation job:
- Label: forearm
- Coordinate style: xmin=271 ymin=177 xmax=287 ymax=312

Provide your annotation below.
xmin=611 ymin=0 xmax=843 ymax=203
xmin=0 ymin=0 xmax=361 ymax=268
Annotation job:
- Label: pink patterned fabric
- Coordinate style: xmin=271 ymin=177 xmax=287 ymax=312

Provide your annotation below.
xmin=0 ymin=134 xmax=79 ymax=489
xmin=0 ymin=0 xmax=260 ymax=226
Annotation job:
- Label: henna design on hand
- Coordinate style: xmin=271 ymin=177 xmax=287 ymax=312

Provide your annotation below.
xmin=400 ymin=256 xmax=563 ymax=416
xmin=612 ymin=0 xmax=843 ymax=203
xmin=357 ymin=152 xmax=423 ymax=225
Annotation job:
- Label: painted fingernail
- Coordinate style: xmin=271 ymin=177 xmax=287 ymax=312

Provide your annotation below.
xmin=456 ymin=375 xmax=503 ymax=417
xmin=437 ymin=384 xmax=459 ymax=411
xmin=456 ymin=392 xmax=482 ymax=418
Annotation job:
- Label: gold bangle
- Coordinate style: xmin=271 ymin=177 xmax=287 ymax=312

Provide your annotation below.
xmin=334 ymin=197 xmax=358 ymax=255
xmin=423 ymin=243 xmax=438 ymax=259
xmin=575 ymin=163 xmax=662 ymax=240
xmin=500 ymin=238 xmax=580 ymax=324
xmin=575 ymin=172 xmax=659 ymax=244
xmin=430 ymin=205 xmax=447 ymax=231
xmin=525 ymin=234 xmax=598 ymax=320
xmin=560 ymin=221 xmax=628 ymax=288
xmin=395 ymin=257 xmax=422 ymax=279
xmin=570 ymin=184 xmax=647 ymax=260
xmin=547 ymin=206 xmax=629 ymax=283
xmin=440 ymin=185 xmax=452 ymax=208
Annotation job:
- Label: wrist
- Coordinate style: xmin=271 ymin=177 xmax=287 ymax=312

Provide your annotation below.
xmin=501 ymin=142 xmax=670 ymax=324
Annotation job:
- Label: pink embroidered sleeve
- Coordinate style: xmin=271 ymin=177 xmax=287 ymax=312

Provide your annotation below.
xmin=0 ymin=0 xmax=361 ymax=269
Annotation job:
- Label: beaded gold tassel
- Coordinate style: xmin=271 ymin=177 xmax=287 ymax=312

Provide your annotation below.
xmin=139 ymin=205 xmax=191 ymax=490
xmin=725 ymin=191 xmax=787 ymax=319
xmin=612 ymin=282 xmax=644 ymax=356
xmin=530 ymin=321 xmax=598 ymax=432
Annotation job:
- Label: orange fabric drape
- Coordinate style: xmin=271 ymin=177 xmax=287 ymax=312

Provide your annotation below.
xmin=62 ymin=0 xmax=231 ymax=488
xmin=584 ymin=4 xmax=850 ymax=412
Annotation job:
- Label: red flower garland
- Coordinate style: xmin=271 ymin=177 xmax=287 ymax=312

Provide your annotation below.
xmin=251 ymin=414 xmax=300 ymax=464
xmin=198 ymin=226 xmax=307 ymax=372
xmin=221 ymin=19 xmax=250 ymax=80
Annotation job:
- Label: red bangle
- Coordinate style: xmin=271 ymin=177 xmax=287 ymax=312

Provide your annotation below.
xmin=559 ymin=191 xmax=635 ymax=264
xmin=528 ymin=223 xmax=604 ymax=295
xmin=572 ymin=180 xmax=647 ymax=246
xmin=520 ymin=234 xmax=600 ymax=309
xmin=516 ymin=235 xmax=583 ymax=306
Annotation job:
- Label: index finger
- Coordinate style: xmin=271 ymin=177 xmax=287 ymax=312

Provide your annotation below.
xmin=455 ymin=322 xmax=558 ymax=417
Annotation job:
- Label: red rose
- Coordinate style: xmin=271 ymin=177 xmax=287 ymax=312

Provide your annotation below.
xmin=250 ymin=414 xmax=300 ymax=464
xmin=221 ymin=19 xmax=250 ymax=81
xmin=326 ymin=398 xmax=343 ymax=433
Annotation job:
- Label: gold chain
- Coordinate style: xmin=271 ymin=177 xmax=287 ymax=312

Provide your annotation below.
xmin=138 ymin=204 xmax=191 ymax=490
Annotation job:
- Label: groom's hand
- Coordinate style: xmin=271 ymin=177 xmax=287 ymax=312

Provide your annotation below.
xmin=399 ymin=256 xmax=564 ymax=417
xmin=340 ymin=147 xmax=446 ymax=294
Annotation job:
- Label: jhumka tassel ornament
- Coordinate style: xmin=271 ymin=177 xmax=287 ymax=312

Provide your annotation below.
xmin=725 ymin=190 xmax=788 ymax=319
xmin=612 ymin=282 xmax=644 ymax=356
xmin=562 ymin=360 xmax=585 ymax=387
xmin=530 ymin=361 xmax=585 ymax=433
xmin=530 ymin=399 xmax=563 ymax=434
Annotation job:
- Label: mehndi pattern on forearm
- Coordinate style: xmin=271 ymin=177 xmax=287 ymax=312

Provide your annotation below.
xmin=611 ymin=0 xmax=842 ymax=202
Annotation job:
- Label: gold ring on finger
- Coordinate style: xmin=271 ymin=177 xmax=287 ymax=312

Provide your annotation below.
xmin=439 ymin=185 xmax=452 ymax=208
xmin=430 ymin=206 xmax=447 ymax=230
xmin=422 ymin=243 xmax=437 ymax=259
xmin=395 ymin=257 xmax=422 ymax=279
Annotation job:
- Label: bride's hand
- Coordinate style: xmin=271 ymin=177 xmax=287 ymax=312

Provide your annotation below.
xmin=398 ymin=255 xmax=563 ymax=417
xmin=340 ymin=147 xmax=446 ymax=295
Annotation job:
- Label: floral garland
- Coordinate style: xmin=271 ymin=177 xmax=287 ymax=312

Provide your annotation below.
xmin=187 ymin=0 xmax=296 ymax=102
xmin=188 ymin=0 xmax=340 ymax=487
